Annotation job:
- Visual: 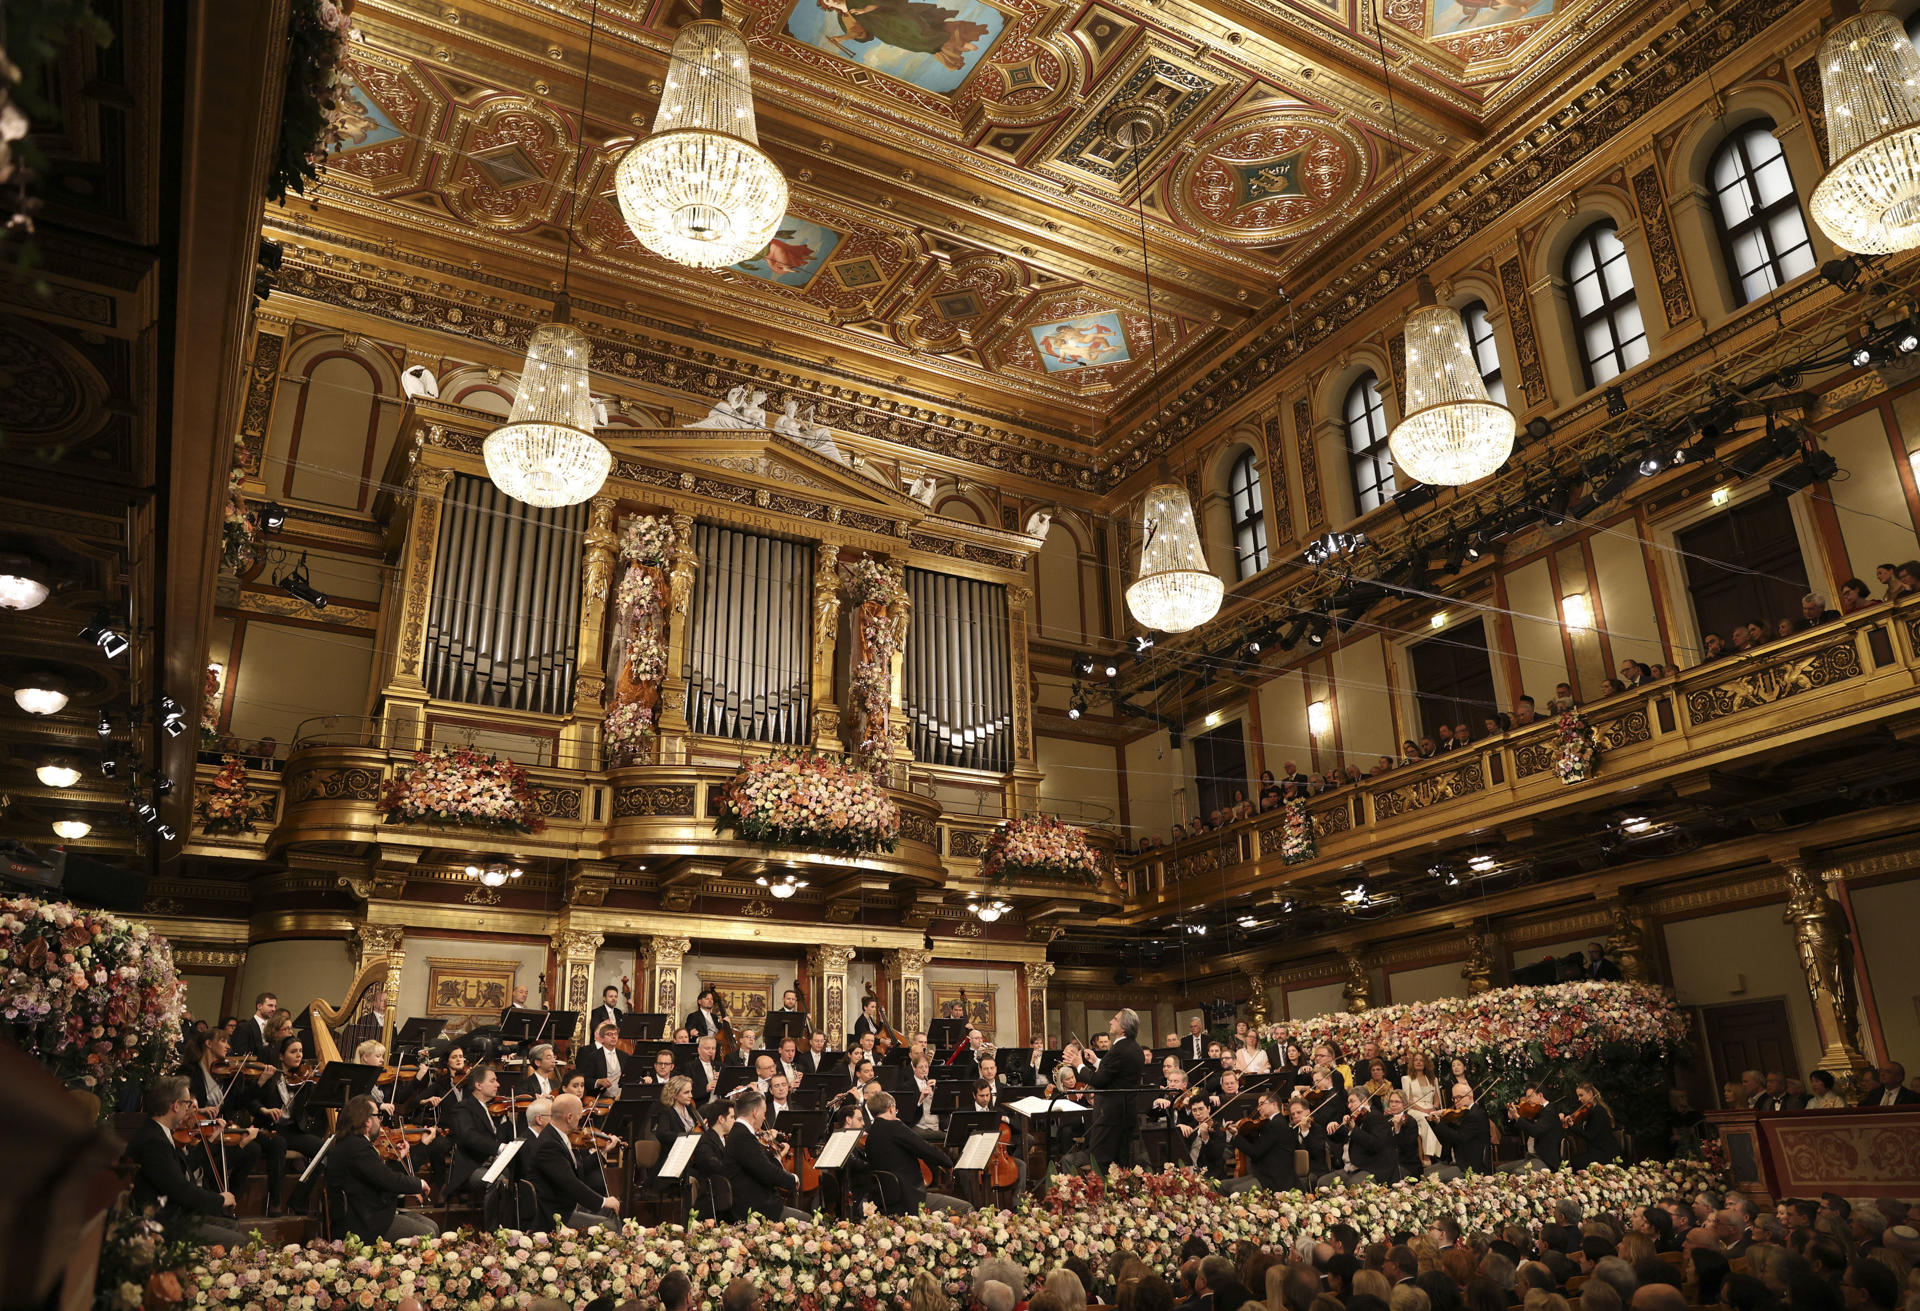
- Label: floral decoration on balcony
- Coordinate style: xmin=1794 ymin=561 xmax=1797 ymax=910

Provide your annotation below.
xmin=1554 ymin=708 xmax=1597 ymax=783
xmin=979 ymin=814 xmax=1107 ymax=886
xmin=715 ymin=749 xmax=899 ymax=855
xmin=219 ymin=435 xmax=257 ymax=576
xmin=605 ymin=514 xmax=678 ymax=767
xmin=199 ymin=665 xmax=223 ymax=748
xmin=1279 ymin=798 xmax=1315 ymax=864
xmin=196 ymin=755 xmax=261 ymax=836
xmin=377 ymin=745 xmax=546 ymax=835
xmin=844 ymin=556 xmax=907 ymax=762
xmin=0 ymin=895 xmax=186 ymax=1113
xmin=270 ymin=0 xmax=359 ymax=204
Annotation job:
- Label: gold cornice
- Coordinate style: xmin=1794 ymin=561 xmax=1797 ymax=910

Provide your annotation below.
xmin=251 ymin=910 xmax=361 ymax=939
xmin=137 ymin=917 xmax=250 ymax=947
xmin=363 ymin=901 xmax=556 ymax=937
xmin=566 ymin=907 xmax=925 ymax=951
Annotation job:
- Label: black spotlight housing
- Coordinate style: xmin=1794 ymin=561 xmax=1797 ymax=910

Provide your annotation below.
xmin=277 ymin=553 xmax=330 ymax=610
xmin=1071 ymin=654 xmax=1096 ymax=677
xmin=1604 ymin=386 xmax=1628 ymax=417
xmin=1525 ymin=416 xmax=1552 ymax=443
xmin=262 ymin=502 xmax=287 ymax=532
xmin=79 ymin=607 xmax=129 ymax=660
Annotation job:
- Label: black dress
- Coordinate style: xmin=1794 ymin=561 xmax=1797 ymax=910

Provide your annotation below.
xmin=1564 ymin=1104 xmax=1621 ymax=1168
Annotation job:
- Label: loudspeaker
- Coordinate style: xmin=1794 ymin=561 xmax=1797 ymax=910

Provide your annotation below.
xmin=1 ymin=845 xmax=148 ymax=910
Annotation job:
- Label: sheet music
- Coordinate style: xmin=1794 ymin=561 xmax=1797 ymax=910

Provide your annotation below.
xmin=813 ymin=1127 xmax=863 ymax=1169
xmin=656 ymin=1134 xmax=699 ymax=1180
xmin=480 ymin=1138 xmax=523 ymax=1185
xmin=956 ymin=1131 xmax=999 ymax=1171
xmin=1009 ymin=1095 xmax=1088 ymax=1115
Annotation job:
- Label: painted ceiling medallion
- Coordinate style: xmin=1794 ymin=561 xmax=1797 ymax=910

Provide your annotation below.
xmin=1172 ymin=111 xmax=1370 ymax=246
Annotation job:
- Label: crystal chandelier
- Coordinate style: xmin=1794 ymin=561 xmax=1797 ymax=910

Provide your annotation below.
xmin=616 ymin=3 xmax=787 ymax=270
xmin=1810 ymin=9 xmax=1920 ymax=254
xmin=1389 ymin=294 xmax=1515 ymax=486
xmin=483 ymin=318 xmax=613 ymax=507
xmin=1126 ymin=481 xmax=1224 ymax=633
xmin=466 ymin=861 xmax=524 ymax=889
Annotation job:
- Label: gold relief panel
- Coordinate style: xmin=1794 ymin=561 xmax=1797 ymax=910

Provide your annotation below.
xmin=700 ymin=970 xmax=778 ymax=1028
xmin=931 ymin=981 xmax=997 ymax=1034
xmin=438 ymin=94 xmax=574 ymax=234
xmin=1373 ymin=759 xmax=1486 ymax=819
xmin=425 ymin=956 xmax=520 ymax=1021
xmin=1684 ymin=639 xmax=1865 ymax=725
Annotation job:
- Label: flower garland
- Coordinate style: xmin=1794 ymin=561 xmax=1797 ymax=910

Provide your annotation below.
xmin=980 ymin=815 xmax=1107 ymax=886
xmin=1 ymin=895 xmax=186 ymax=1111
xmin=97 ymin=1209 xmax=201 ymax=1311
xmin=605 ymin=515 xmax=677 ymax=767
xmin=196 ymin=755 xmax=259 ymax=835
xmin=178 ymin=1158 xmax=1724 ymax=1310
xmin=844 ymin=557 xmax=906 ymax=762
xmin=1279 ymin=797 xmax=1314 ymax=864
xmin=219 ymin=436 xmax=257 ymax=577
xmin=1554 ymin=708 xmax=1597 ymax=783
xmin=715 ymin=749 xmax=900 ymax=855
xmin=199 ymin=665 xmax=223 ymax=748
xmin=376 ymin=746 xmax=546 ymax=834
xmin=270 ymin=0 xmax=358 ymax=204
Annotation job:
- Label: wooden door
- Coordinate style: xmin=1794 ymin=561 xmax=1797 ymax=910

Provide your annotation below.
xmin=1700 ymin=999 xmax=1798 ymax=1106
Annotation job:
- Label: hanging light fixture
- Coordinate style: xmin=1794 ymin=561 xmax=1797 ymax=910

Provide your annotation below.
xmin=1115 ymin=117 xmax=1221 ymax=635
xmin=1810 ymin=5 xmax=1920 ymax=254
xmin=465 ymin=861 xmax=524 ymax=889
xmin=1389 ymin=280 xmax=1515 ymax=485
xmin=756 ymin=872 xmax=809 ymax=899
xmin=484 ymin=10 xmax=613 ymax=507
xmin=969 ymin=898 xmax=1012 ymax=924
xmin=616 ymin=0 xmax=787 ymax=270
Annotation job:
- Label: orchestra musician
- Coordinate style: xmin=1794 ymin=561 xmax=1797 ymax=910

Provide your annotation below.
xmin=1224 ymin=1089 xmax=1299 ymax=1193
xmin=1284 ymin=1095 xmax=1333 ymax=1180
xmin=529 ymin=1093 xmax=620 ymax=1231
xmin=689 ymin=1100 xmax=734 ymax=1220
xmin=1328 ymin=1087 xmax=1402 ymax=1183
xmin=725 ymin=1028 xmax=759 ymax=1068
xmin=231 ymin=991 xmax=279 ymax=1060
xmin=521 ymin=1044 xmax=563 ymax=1099
xmin=774 ymin=1037 xmax=805 ymax=1086
xmin=1179 ymin=1101 xmax=1230 ymax=1181
xmin=795 ymin=1030 xmax=836 ymax=1075
xmin=345 ymin=984 xmax=390 ymax=1052
xmin=901 ymin=1056 xmax=939 ymax=1132
xmin=975 ymin=1054 xmax=1005 ymax=1089
xmin=252 ymin=1035 xmax=325 ymax=1212
xmin=1561 ymin=1082 xmax=1622 ymax=1168
xmin=1430 ymin=1082 xmax=1494 ymax=1174
xmin=1383 ymin=1090 xmax=1423 ymax=1178
xmin=591 ymin=985 xmax=625 ymax=1035
xmin=851 ymin=996 xmax=884 ymax=1042
xmin=684 ymin=987 xmax=725 ymax=1040
xmin=725 ymin=1090 xmax=809 ymax=1222
xmin=446 ymin=1064 xmax=511 ymax=1197
xmin=639 ymin=1047 xmax=679 ymax=1088
xmin=967 ymin=1078 xmax=1028 ymax=1193
xmin=325 ymin=1095 xmax=437 ymax=1242
xmin=128 ymin=1077 xmax=246 ymax=1248
xmin=768 ymin=988 xmax=811 ymax=1036
xmin=499 ymin=983 xmax=534 ymax=1025
xmin=575 ymin=1021 xmax=627 ymax=1098
xmin=1149 ymin=1066 xmax=1193 ymax=1132
xmin=654 ymin=1075 xmax=702 ymax=1150
xmin=1182 ymin=1016 xmax=1209 ymax=1065
xmin=1501 ymin=1083 xmax=1565 ymax=1169
xmin=863 ymin=1091 xmax=971 ymax=1214
xmin=688 ymin=1035 xmax=724 ymax=1103
xmin=766 ymin=1074 xmax=796 ymax=1132
xmin=177 ymin=1028 xmax=270 ymax=1208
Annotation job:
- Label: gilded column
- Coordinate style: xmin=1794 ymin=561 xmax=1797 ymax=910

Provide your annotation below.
xmin=557 ymin=928 xmax=606 ymax=1045
xmin=1024 ymin=959 xmax=1055 ymax=1047
xmin=1461 ymin=933 xmax=1495 ymax=995
xmin=383 ymin=461 xmax=453 ymax=749
xmin=352 ymin=923 xmax=406 ymax=1054
xmin=811 ymin=547 xmax=844 ymax=751
xmin=884 ymin=948 xmax=933 ymax=1037
xmin=654 ymin=512 xmax=697 ymax=760
xmin=1007 ymin=582 xmax=1040 ymax=812
xmin=807 ymin=944 xmax=857 ymax=1047
xmin=1781 ymin=861 xmax=1875 ymax=1089
xmin=1342 ymin=953 xmax=1373 ymax=1013
xmin=644 ymin=935 xmax=692 ymax=1022
xmin=884 ymin=558 xmax=913 ymax=764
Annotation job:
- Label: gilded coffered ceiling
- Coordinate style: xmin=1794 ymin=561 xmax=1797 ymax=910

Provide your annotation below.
xmin=273 ymin=0 xmax=1682 ymax=468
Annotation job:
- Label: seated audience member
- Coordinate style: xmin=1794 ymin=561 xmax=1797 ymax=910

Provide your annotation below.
xmin=1372 ymin=754 xmax=1395 ymax=776
xmin=1701 ymin=632 xmax=1727 ymax=661
xmin=1729 ymin=624 xmax=1754 ymax=653
xmin=1775 ymin=618 xmax=1797 ymax=640
xmin=1549 ymin=682 xmax=1576 ymax=712
xmin=1452 ymin=723 xmax=1472 ymax=749
xmin=1744 ymin=620 xmax=1767 ymax=647
xmin=1599 ymin=678 xmax=1626 ymax=697
xmin=1436 ymin=725 xmax=1456 ymax=752
xmin=1752 ymin=1071 xmax=1803 ymax=1112
xmin=1867 ymin=1061 xmax=1918 ymax=1105
xmin=1838 ymin=577 xmax=1873 ymax=615
xmin=1802 ymin=593 xmax=1841 ymax=627
xmin=1511 ymin=696 xmax=1538 ymax=727
xmin=1417 ymin=737 xmax=1437 ymax=758
xmin=1896 ymin=561 xmax=1920 ymax=599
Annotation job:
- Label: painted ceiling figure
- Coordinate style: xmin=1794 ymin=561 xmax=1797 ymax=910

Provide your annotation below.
xmin=1037 ymin=320 xmax=1121 ymax=368
xmin=815 ymin=0 xmax=990 ymax=71
xmin=745 ymin=229 xmax=816 ymax=278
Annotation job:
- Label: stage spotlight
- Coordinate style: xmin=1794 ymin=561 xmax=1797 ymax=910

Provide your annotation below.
xmin=262 ymin=502 xmax=287 ymax=532
xmin=277 ymin=553 xmax=329 ymax=610
xmin=1604 ymin=387 xmax=1627 ymax=417
xmin=1822 ymin=256 xmax=1862 ymax=290
xmin=1525 ymin=416 xmax=1552 ymax=443
xmin=155 ymin=824 xmax=177 ymax=842
xmin=1071 ymin=654 xmax=1096 ymax=677
xmin=160 ymin=695 xmax=186 ymax=739
xmin=80 ymin=607 xmax=129 ymax=659
xmin=1102 ymin=660 xmax=1118 ymax=678
xmin=1638 ymin=451 xmax=1665 ymax=477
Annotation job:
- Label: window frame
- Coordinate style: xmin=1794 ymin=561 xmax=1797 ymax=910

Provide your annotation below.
xmin=1706 ymin=121 xmax=1815 ymax=307
xmin=1227 ymin=448 xmax=1268 ymax=580
xmin=1460 ymin=298 xmax=1506 ymax=405
xmin=1343 ymin=371 xmax=1396 ymax=514
xmin=1564 ymin=220 xmax=1650 ymax=390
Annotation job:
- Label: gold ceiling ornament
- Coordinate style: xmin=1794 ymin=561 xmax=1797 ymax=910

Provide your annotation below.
xmin=615 ymin=0 xmax=787 ymax=270
xmin=1126 ymin=479 xmax=1223 ymax=633
xmin=1388 ymin=278 xmax=1514 ymax=486
xmin=1809 ymin=7 xmax=1920 ymax=254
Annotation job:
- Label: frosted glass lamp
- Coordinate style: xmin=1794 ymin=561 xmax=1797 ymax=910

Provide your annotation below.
xmin=1125 ymin=481 xmax=1224 ymax=633
xmin=616 ymin=14 xmax=787 ymax=270
xmin=1811 ymin=9 xmax=1920 ymax=253
xmin=483 ymin=321 xmax=612 ymax=507
xmin=1390 ymin=303 xmax=1515 ymax=485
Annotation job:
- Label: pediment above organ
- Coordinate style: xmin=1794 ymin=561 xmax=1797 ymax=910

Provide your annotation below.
xmin=609 ymin=429 xmax=930 ymax=515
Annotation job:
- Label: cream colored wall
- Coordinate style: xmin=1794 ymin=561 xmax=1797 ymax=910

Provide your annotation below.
xmin=1850 ymin=876 xmax=1920 ymax=1067
xmin=1663 ymin=903 xmax=1825 ymax=1079
xmin=1590 ymin=529 xmax=1666 ymax=669
xmin=1256 ymin=668 xmax=1312 ymax=778
xmin=591 ymin=947 xmax=637 ymax=1011
xmin=1331 ymin=634 xmax=1395 ymax=765
xmin=1033 ymin=527 xmax=1091 ymax=644
xmin=1035 ymin=734 xmax=1121 ymax=826
xmin=1504 ymin=559 xmax=1571 ymax=699
xmin=1284 ymin=981 xmax=1346 ymax=1021
xmin=1827 ymin=405 xmax=1919 ymax=588
xmin=926 ymin=964 xmax=1020 ymax=1047
xmin=1123 ymin=728 xmax=1185 ymax=839
xmin=181 ymin=974 xmax=230 ymax=1024
xmin=390 ymin=935 xmax=546 ymax=1034
xmin=1387 ymin=961 xmax=1470 ymax=1006
xmin=239 ymin=938 xmax=352 ymax=1019
xmin=228 ymin=623 xmax=376 ymax=750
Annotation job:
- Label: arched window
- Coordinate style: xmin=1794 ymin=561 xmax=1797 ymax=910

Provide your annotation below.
xmin=1708 ymin=123 xmax=1815 ymax=305
xmin=1227 ymin=449 xmax=1267 ymax=579
xmin=1344 ymin=372 xmax=1395 ymax=514
xmin=1461 ymin=299 xmax=1505 ymax=405
xmin=1565 ymin=221 xmax=1649 ymax=388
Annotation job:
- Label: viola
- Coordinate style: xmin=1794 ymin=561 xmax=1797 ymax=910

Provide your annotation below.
xmin=487 ymin=1092 xmax=537 ymax=1116
xmin=570 ymin=1126 xmax=623 ymax=1157
xmin=1512 ymin=1099 xmax=1545 ymax=1121
xmin=1560 ymin=1104 xmax=1592 ymax=1128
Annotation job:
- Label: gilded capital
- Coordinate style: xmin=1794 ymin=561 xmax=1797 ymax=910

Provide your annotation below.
xmin=886 ymin=948 xmax=934 ymax=975
xmin=808 ymin=944 xmax=857 ymax=973
xmin=556 ymin=929 xmax=605 ymax=961
xmin=1023 ymin=959 xmax=1056 ymax=987
xmin=356 ymin=923 xmax=404 ymax=957
xmin=644 ymin=935 xmax=693 ymax=968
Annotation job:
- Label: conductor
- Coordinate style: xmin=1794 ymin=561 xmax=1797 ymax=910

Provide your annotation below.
xmin=1079 ymin=1007 xmax=1145 ymax=1172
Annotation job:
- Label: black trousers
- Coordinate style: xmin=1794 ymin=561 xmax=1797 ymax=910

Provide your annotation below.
xmin=1089 ymin=1119 xmax=1133 ymax=1172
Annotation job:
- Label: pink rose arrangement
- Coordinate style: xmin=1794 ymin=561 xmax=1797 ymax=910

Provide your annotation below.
xmin=377 ymin=746 xmax=546 ymax=835
xmin=605 ymin=515 xmax=677 ymax=767
xmin=220 ymin=435 xmax=257 ymax=576
xmin=1279 ymin=798 xmax=1314 ymax=864
xmin=1554 ymin=709 xmax=1596 ymax=783
xmin=271 ymin=0 xmax=359 ymax=202
xmin=715 ymin=749 xmax=900 ymax=855
xmin=980 ymin=815 xmax=1107 ymax=886
xmin=197 ymin=754 xmax=261 ymax=836
xmin=1 ymin=895 xmax=185 ymax=1113
xmin=843 ymin=558 xmax=906 ymax=761
xmin=177 ymin=1157 xmax=1724 ymax=1309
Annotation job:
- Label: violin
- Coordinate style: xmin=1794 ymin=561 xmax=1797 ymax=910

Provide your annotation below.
xmin=1511 ymin=1099 xmax=1545 ymax=1121
xmin=1559 ymin=1104 xmax=1592 ymax=1128
xmin=172 ymin=1117 xmax=251 ymax=1148
xmin=376 ymin=1124 xmax=434 ymax=1161
xmin=570 ymin=1126 xmax=623 ymax=1157
xmin=488 ymin=1091 xmax=537 ymax=1116
xmin=211 ymin=1056 xmax=272 ymax=1079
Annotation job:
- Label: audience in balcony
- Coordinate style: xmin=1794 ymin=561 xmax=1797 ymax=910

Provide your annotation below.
xmin=1840 ymin=578 xmax=1873 ymax=615
xmin=1550 ymin=682 xmax=1576 ymax=712
xmin=1894 ymin=561 xmax=1920 ymax=598
xmin=1512 ymin=697 xmax=1539 ymax=727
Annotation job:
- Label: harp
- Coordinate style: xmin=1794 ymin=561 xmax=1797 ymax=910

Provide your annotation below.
xmin=307 ymin=952 xmax=394 ymax=1068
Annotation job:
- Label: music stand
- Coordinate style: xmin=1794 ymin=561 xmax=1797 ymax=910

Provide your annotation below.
xmin=500 ymin=1011 xmax=544 ymax=1043
xmin=927 ymin=1019 xmax=967 ymax=1050
xmin=541 ymin=1011 xmax=579 ymax=1044
xmin=309 ymin=1061 xmax=381 ymax=1113
xmin=716 ymin=1068 xmax=757 ymax=1098
xmin=764 ymin=1014 xmax=808 ymax=1046
xmin=787 ymin=1087 xmax=824 ymax=1111
xmin=933 ymin=1084 xmax=975 ymax=1116
xmin=394 ymin=1017 xmax=445 ymax=1050
xmin=620 ymin=1012 xmax=667 ymax=1041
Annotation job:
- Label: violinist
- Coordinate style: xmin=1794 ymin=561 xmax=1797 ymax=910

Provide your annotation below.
xmin=654 ymin=1074 xmax=702 ymax=1150
xmin=325 ymin=1094 xmax=436 ymax=1242
xmin=1224 ymin=1089 xmax=1298 ymax=1193
xmin=969 ymin=1078 xmax=1028 ymax=1192
xmin=688 ymin=1034 xmax=723 ymax=1103
xmin=1328 ymin=1087 xmax=1401 ymax=1183
xmin=1430 ymin=1082 xmax=1493 ymax=1174
xmin=353 ymin=1039 xmax=391 ymax=1104
xmin=446 ymin=1064 xmax=511 ymax=1197
xmin=725 ymin=1090 xmax=808 ymax=1222
xmin=520 ymin=1043 xmax=563 ymax=1098
xmin=689 ymin=1099 xmax=734 ymax=1219
xmin=1560 ymin=1082 xmax=1621 ymax=1168
xmin=529 ymin=1092 xmax=620 ymax=1231
xmin=1179 ymin=1101 xmax=1229 ymax=1182
xmin=592 ymin=984 xmax=625 ymax=1035
xmin=1383 ymin=1090 xmax=1423 ymax=1178
xmin=1149 ymin=1067 xmax=1194 ymax=1131
xmin=1306 ymin=1070 xmax=1346 ymax=1139
xmin=575 ymin=1020 xmax=627 ymax=1098
xmin=863 ymin=1091 xmax=970 ymax=1214
xmin=253 ymin=1036 xmax=325 ymax=1212
xmin=1502 ymin=1083 xmax=1564 ymax=1168
xmin=685 ymin=986 xmax=724 ymax=1040
xmin=177 ymin=1029 xmax=268 ymax=1205
xmin=1045 ymin=1060 xmax=1091 ymax=1163
xmin=403 ymin=1044 xmax=470 ymax=1116
xmin=128 ymin=1077 xmax=246 ymax=1248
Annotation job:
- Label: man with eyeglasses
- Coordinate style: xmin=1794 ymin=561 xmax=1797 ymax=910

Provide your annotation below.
xmin=129 ymin=1076 xmax=248 ymax=1248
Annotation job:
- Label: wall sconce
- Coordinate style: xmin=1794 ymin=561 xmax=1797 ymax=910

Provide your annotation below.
xmin=1430 ymin=612 xmax=1448 ymax=630
xmin=1710 ymin=486 xmax=1731 ymax=507
xmin=1307 ymin=700 xmax=1331 ymax=737
xmin=1561 ymin=593 xmax=1593 ymax=632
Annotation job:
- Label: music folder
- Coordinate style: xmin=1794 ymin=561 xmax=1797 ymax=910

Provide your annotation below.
xmin=480 ymin=1138 xmax=523 ymax=1185
xmin=655 ymin=1134 xmax=699 ymax=1180
xmin=814 ymin=1127 xmax=862 ymax=1171
xmin=1009 ymin=1095 xmax=1087 ymax=1115
xmin=956 ymin=1131 xmax=999 ymax=1172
